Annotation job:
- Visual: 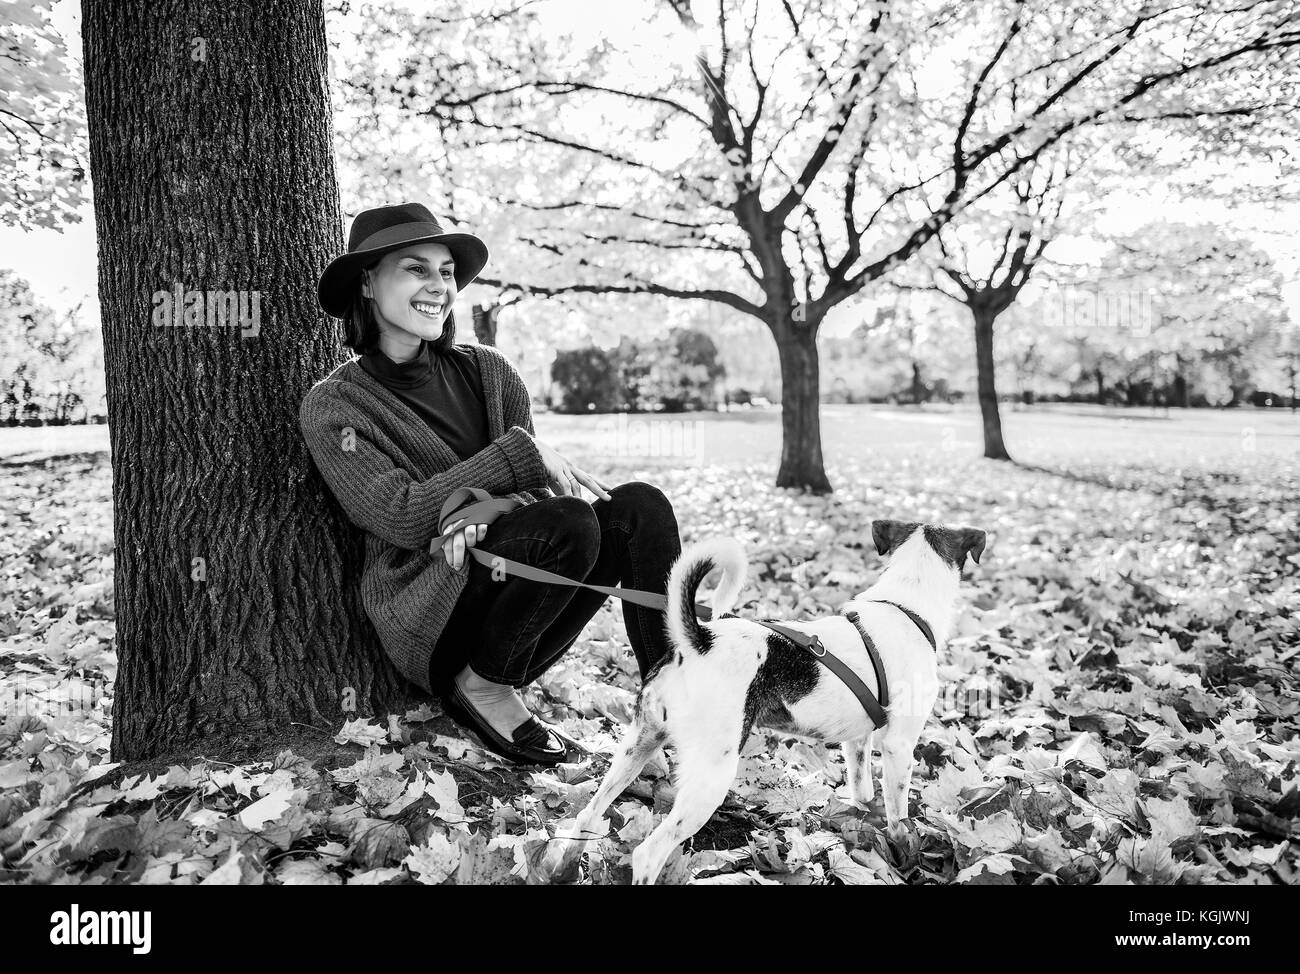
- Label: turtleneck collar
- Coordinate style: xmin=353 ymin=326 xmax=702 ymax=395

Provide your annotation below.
xmin=361 ymin=339 xmax=433 ymax=389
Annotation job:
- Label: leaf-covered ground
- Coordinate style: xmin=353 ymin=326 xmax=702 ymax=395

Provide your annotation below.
xmin=1 ymin=414 xmax=1298 ymax=884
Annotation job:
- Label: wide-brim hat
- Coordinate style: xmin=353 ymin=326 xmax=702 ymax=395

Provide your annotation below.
xmin=317 ymin=202 xmax=490 ymax=318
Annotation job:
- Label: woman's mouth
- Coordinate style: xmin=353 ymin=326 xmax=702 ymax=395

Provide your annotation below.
xmin=412 ymin=300 xmax=443 ymax=319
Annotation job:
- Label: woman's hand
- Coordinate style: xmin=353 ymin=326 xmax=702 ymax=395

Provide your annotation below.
xmin=442 ymin=519 xmax=487 ymax=571
xmin=533 ymin=438 xmax=614 ymax=501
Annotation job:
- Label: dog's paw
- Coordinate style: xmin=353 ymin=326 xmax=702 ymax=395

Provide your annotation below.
xmin=885 ymin=818 xmax=918 ymax=846
xmin=836 ymin=783 xmax=876 ymax=811
xmin=539 ymin=836 xmax=582 ymax=883
xmin=540 ymin=816 xmax=609 ymax=881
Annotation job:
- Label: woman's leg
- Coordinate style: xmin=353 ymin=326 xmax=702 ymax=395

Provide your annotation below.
xmin=430 ymin=494 xmax=601 ymax=698
xmin=519 ymin=481 xmax=683 ymax=685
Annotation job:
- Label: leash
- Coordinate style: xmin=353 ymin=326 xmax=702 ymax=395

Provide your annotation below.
xmin=432 ymin=488 xmax=930 ymax=729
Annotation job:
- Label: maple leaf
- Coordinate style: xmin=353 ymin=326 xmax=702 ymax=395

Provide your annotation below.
xmin=921 ymin=761 xmax=990 ymax=812
xmin=345 ymin=866 xmax=404 ymax=885
xmin=954 ymin=853 xmax=1030 ymax=884
xmin=347 ymin=818 xmax=410 ymax=870
xmin=236 ymin=788 xmax=297 ymax=831
xmin=276 ymin=859 xmax=342 ymax=885
xmin=1115 ymin=834 xmax=1185 ymax=884
xmin=1143 ymin=795 xmax=1200 ymax=844
xmin=199 ymin=837 xmax=264 ymax=885
xmin=826 ymin=846 xmax=887 ymax=885
xmin=404 ymin=829 xmax=461 ymax=884
xmin=334 ymin=717 xmax=389 ymax=748
xmin=423 ymin=768 xmax=466 ymax=824
xmin=329 ymin=745 xmax=405 ymax=784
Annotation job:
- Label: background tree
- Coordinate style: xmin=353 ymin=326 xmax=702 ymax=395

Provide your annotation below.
xmin=0 ymin=270 xmax=103 ymax=424
xmin=552 ymin=345 xmax=622 ymax=412
xmin=0 ymin=0 xmax=87 ymax=229
xmin=642 ymin=328 xmax=727 ymax=411
xmin=331 ymin=0 xmax=1298 ymax=491
xmin=896 ymin=147 xmax=1077 ymax=459
xmin=81 ymin=0 xmax=404 ymax=762
xmin=1085 ymin=222 xmax=1290 ymax=406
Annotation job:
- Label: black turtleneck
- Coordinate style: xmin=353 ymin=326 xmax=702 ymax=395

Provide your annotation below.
xmin=358 ymin=340 xmax=490 ymax=462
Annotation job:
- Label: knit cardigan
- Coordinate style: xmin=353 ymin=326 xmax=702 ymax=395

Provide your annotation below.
xmin=298 ymin=342 xmax=555 ymax=694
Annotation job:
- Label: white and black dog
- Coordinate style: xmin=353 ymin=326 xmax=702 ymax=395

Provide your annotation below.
xmin=546 ymin=518 xmax=986 ymax=885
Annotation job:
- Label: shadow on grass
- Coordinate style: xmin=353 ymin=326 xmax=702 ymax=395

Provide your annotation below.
xmin=1013 ymin=459 xmax=1264 ymax=510
xmin=1012 ymin=460 xmax=1149 ymax=493
xmin=0 ymin=451 xmax=108 ymax=470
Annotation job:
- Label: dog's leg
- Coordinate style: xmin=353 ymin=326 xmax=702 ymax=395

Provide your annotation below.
xmin=842 ymin=730 xmax=874 ymax=807
xmin=879 ymin=716 xmax=926 ymax=839
xmin=631 ymin=738 xmax=740 ymax=885
xmin=546 ymin=714 xmax=665 ymax=875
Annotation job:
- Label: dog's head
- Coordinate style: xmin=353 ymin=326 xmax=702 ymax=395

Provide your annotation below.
xmin=871 ymin=519 xmax=987 ymax=574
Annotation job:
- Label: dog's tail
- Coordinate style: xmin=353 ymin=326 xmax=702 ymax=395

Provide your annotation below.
xmin=665 ymin=537 xmax=747 ymax=656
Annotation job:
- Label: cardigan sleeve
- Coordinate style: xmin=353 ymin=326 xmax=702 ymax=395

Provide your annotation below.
xmin=299 ymin=383 xmax=549 ymax=550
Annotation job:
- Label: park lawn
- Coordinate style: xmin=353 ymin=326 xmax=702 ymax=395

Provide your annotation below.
xmin=0 ymin=411 xmax=1297 ymax=885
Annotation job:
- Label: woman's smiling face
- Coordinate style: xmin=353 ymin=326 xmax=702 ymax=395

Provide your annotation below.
xmin=362 ymin=242 xmax=457 ymax=342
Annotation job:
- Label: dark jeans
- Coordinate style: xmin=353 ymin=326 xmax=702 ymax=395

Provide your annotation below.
xmin=428 ymin=481 xmax=683 ymax=695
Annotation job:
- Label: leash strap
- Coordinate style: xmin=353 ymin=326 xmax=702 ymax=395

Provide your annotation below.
xmin=433 ymin=487 xmax=710 ymax=615
xmin=433 ymin=488 xmax=890 ymax=727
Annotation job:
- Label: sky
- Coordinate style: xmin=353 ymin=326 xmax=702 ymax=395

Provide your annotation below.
xmin=2 ymin=0 xmax=1297 ymax=341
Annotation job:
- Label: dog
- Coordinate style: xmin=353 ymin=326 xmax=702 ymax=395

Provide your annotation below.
xmin=545 ymin=518 xmax=987 ymax=885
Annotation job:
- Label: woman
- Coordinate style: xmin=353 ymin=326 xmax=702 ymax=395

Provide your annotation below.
xmin=299 ymin=202 xmax=684 ymax=766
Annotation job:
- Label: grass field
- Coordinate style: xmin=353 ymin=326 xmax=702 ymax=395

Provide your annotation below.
xmin=0 ymin=405 xmax=1297 ymax=884
xmin=4 ymin=401 xmax=1297 ymax=470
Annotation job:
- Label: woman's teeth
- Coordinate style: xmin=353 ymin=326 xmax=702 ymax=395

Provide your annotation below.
xmin=412 ymin=301 xmax=442 ymax=318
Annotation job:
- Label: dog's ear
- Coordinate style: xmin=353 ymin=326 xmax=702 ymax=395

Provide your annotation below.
xmin=956 ymin=528 xmax=987 ymax=568
xmin=871 ymin=519 xmax=915 ymax=557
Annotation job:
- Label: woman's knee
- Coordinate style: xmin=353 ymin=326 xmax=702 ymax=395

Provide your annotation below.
xmin=610 ymin=480 xmax=675 ymax=520
xmin=541 ymin=495 xmax=601 ymax=567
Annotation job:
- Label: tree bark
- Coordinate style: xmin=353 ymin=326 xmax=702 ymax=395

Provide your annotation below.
xmin=972 ymin=306 xmax=1011 ymax=461
xmin=82 ymin=0 xmax=414 ymax=763
xmin=774 ymin=325 xmax=831 ymax=492
xmin=471 ymin=303 xmax=498 ymax=345
xmin=1173 ymin=372 xmax=1189 ymax=408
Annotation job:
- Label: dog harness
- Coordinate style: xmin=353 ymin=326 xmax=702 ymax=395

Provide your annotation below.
xmin=435 ymin=488 xmax=937 ymax=730
xmin=839 ymin=601 xmax=937 ymax=728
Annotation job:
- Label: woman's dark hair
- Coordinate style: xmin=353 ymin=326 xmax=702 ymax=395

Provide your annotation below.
xmin=342 ymin=258 xmax=457 ymax=356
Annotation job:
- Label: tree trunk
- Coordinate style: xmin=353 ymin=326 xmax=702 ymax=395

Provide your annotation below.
xmin=83 ymin=0 xmax=415 ymax=763
xmin=471 ymin=303 xmax=498 ymax=345
xmin=1172 ymin=372 xmax=1189 ymax=408
xmin=910 ymin=361 xmax=924 ymax=404
xmin=774 ymin=325 xmax=831 ymax=492
xmin=972 ymin=306 xmax=1011 ymax=461
xmin=1095 ymin=368 xmax=1105 ymax=405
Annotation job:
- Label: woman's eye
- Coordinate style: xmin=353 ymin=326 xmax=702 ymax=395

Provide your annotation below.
xmin=407 ymin=265 xmax=425 ymax=274
xmin=441 ymin=269 xmax=454 ymax=279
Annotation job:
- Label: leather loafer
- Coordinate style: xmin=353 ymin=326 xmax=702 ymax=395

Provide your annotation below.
xmin=441 ymin=682 xmax=573 ymax=766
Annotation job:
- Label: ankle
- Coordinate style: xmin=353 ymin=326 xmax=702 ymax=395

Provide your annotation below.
xmin=455 ymin=665 xmax=502 ymax=693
